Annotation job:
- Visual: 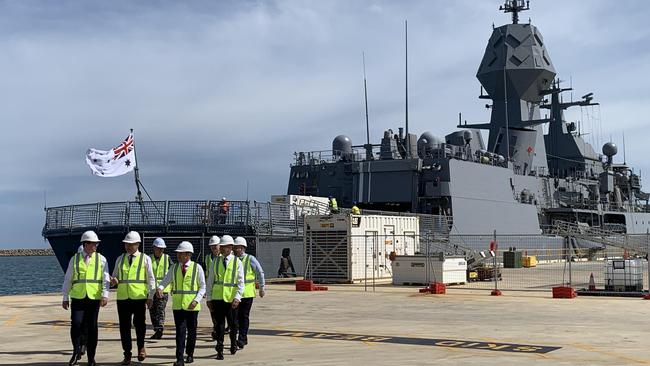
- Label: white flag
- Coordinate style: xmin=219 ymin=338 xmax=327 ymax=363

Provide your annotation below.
xmin=85 ymin=134 xmax=136 ymax=177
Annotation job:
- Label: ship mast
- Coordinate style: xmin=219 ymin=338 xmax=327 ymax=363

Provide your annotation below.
xmin=500 ymin=0 xmax=529 ymax=24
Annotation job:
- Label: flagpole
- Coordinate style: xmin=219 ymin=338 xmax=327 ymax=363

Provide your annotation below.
xmin=131 ymin=128 xmax=144 ymax=204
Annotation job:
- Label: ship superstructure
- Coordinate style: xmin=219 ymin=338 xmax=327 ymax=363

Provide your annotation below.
xmin=287 ymin=0 xmax=650 ymax=235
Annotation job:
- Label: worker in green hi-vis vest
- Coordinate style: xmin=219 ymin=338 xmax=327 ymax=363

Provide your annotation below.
xmin=110 ymin=231 xmax=156 ymax=365
xmin=61 ymin=230 xmax=110 ymax=366
xmin=149 ymin=237 xmax=172 ymax=340
xmin=233 ymin=236 xmax=266 ymax=350
xmin=206 ymin=235 xmax=244 ymax=360
xmin=157 ymin=241 xmax=206 ymax=366
xmin=204 ymin=235 xmax=222 ymax=340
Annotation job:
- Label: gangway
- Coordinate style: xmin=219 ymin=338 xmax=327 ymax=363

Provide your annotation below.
xmin=551 ymin=220 xmax=650 ymax=256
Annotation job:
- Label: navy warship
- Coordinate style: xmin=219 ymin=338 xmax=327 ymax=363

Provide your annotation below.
xmin=287 ymin=0 xmax=650 ymax=236
xmin=43 ymin=1 xmax=650 ymax=272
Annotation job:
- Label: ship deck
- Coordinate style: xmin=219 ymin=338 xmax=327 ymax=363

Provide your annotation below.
xmin=1 ymin=285 xmax=649 ymax=365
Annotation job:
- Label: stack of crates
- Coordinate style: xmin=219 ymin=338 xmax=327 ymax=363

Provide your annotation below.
xmin=604 ymin=259 xmax=643 ymax=292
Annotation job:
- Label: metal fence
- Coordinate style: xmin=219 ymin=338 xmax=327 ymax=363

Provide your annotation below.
xmin=298 ymin=232 xmax=650 ymax=294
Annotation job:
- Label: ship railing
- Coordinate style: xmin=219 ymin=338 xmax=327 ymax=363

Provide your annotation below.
xmin=43 ymin=200 xmax=253 ymax=233
xmin=250 ymin=202 xmax=305 ymax=236
xmin=291 ymin=147 xmax=379 ymax=167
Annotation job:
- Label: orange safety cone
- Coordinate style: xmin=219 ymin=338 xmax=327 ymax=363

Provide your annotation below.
xmin=588 ymin=273 xmax=596 ymax=291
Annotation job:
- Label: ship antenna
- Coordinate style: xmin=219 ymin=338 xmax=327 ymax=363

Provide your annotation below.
xmin=405 ymin=19 xmax=409 ymax=158
xmin=623 ymin=132 xmax=627 ymax=165
xmin=363 ymin=51 xmax=371 ymax=160
xmin=500 ymin=0 xmax=530 ymax=24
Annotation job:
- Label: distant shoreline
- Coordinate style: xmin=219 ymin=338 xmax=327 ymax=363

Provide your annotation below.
xmin=0 ymin=249 xmax=54 ymax=256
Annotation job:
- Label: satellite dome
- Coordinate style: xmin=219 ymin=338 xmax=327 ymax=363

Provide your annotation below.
xmin=417 ymin=132 xmax=443 ymax=158
xmin=332 ymin=135 xmax=352 ymax=157
xmin=602 ymin=142 xmax=617 ymax=157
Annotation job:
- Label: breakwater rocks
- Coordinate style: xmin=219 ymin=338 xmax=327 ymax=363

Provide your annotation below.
xmin=0 ymin=249 xmax=54 ymax=256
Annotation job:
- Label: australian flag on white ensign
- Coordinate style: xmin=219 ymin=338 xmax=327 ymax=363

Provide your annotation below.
xmin=85 ymin=133 xmax=136 ymax=177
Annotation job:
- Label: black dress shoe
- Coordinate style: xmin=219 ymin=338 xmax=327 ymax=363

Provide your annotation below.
xmin=173 ymin=361 xmax=184 ymax=366
xmin=87 ymin=361 xmax=96 ymax=366
xmin=237 ymin=340 xmax=245 ymax=349
xmin=230 ymin=346 xmax=237 ymax=355
xmin=224 ymin=327 xmax=230 ymax=334
xmin=120 ymin=354 xmax=131 ymax=365
xmin=185 ymin=355 xmax=194 ymax=363
xmin=216 ymin=352 xmax=224 ymax=360
xmin=68 ymin=352 xmax=80 ymax=365
xmin=149 ymin=330 xmax=163 ymax=339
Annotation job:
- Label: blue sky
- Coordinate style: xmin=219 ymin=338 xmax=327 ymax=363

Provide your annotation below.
xmin=1 ymin=0 xmax=649 ymax=248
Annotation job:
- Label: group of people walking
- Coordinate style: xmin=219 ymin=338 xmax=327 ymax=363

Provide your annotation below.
xmin=62 ymin=230 xmax=265 ymax=366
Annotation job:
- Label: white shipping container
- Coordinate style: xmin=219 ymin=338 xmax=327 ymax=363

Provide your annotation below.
xmin=392 ymin=255 xmax=467 ymax=285
xmin=304 ymin=214 xmax=419 ymax=283
xmin=271 ymin=194 xmax=330 ymax=219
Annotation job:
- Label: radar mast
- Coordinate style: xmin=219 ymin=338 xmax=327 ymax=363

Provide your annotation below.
xmin=500 ymin=0 xmax=530 ymax=24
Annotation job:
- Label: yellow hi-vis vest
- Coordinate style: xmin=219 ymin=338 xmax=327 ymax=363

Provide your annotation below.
xmin=204 ymin=253 xmax=219 ymax=278
xmin=211 ymin=256 xmax=239 ymax=303
xmin=69 ymin=252 xmax=104 ymax=300
xmin=152 ymin=254 xmax=171 ymax=294
xmin=240 ymin=254 xmax=257 ymax=299
xmin=116 ymin=252 xmax=148 ymax=300
xmin=171 ymin=262 xmax=201 ymax=311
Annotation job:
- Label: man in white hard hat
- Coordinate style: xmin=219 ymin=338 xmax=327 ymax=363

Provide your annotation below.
xmin=205 ymin=235 xmax=221 ymax=340
xmin=206 ymin=235 xmax=244 ymax=360
xmin=149 ymin=238 xmax=172 ymax=340
xmin=157 ymin=241 xmax=206 ymax=366
xmin=110 ymin=231 xmax=156 ymax=365
xmin=62 ymin=230 xmax=110 ymax=366
xmin=233 ymin=236 xmax=266 ymax=349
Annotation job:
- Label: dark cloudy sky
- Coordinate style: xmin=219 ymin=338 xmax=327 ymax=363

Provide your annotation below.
xmin=1 ymin=0 xmax=649 ymax=248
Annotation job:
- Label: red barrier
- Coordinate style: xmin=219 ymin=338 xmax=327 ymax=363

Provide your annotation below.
xmin=552 ymin=286 xmax=576 ymax=299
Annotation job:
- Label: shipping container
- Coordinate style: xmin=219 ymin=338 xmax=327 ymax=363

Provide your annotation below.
xmin=304 ymin=214 xmax=419 ymax=283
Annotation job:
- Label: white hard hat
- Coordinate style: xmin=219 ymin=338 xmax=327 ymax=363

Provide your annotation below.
xmin=122 ymin=231 xmax=141 ymax=244
xmin=208 ymin=235 xmax=221 ymax=246
xmin=77 ymin=245 xmax=84 ymax=253
xmin=80 ymin=230 xmax=100 ymax=243
xmin=153 ymin=238 xmax=166 ymax=248
xmin=234 ymin=236 xmax=247 ymax=247
xmin=175 ymin=241 xmax=194 ymax=253
xmin=220 ymin=235 xmax=234 ymax=246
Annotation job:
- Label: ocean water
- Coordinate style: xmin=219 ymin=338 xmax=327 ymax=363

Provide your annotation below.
xmin=0 ymin=256 xmax=64 ymax=295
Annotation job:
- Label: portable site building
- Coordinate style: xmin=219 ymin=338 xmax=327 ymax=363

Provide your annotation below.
xmin=304 ymin=214 xmax=419 ymax=283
